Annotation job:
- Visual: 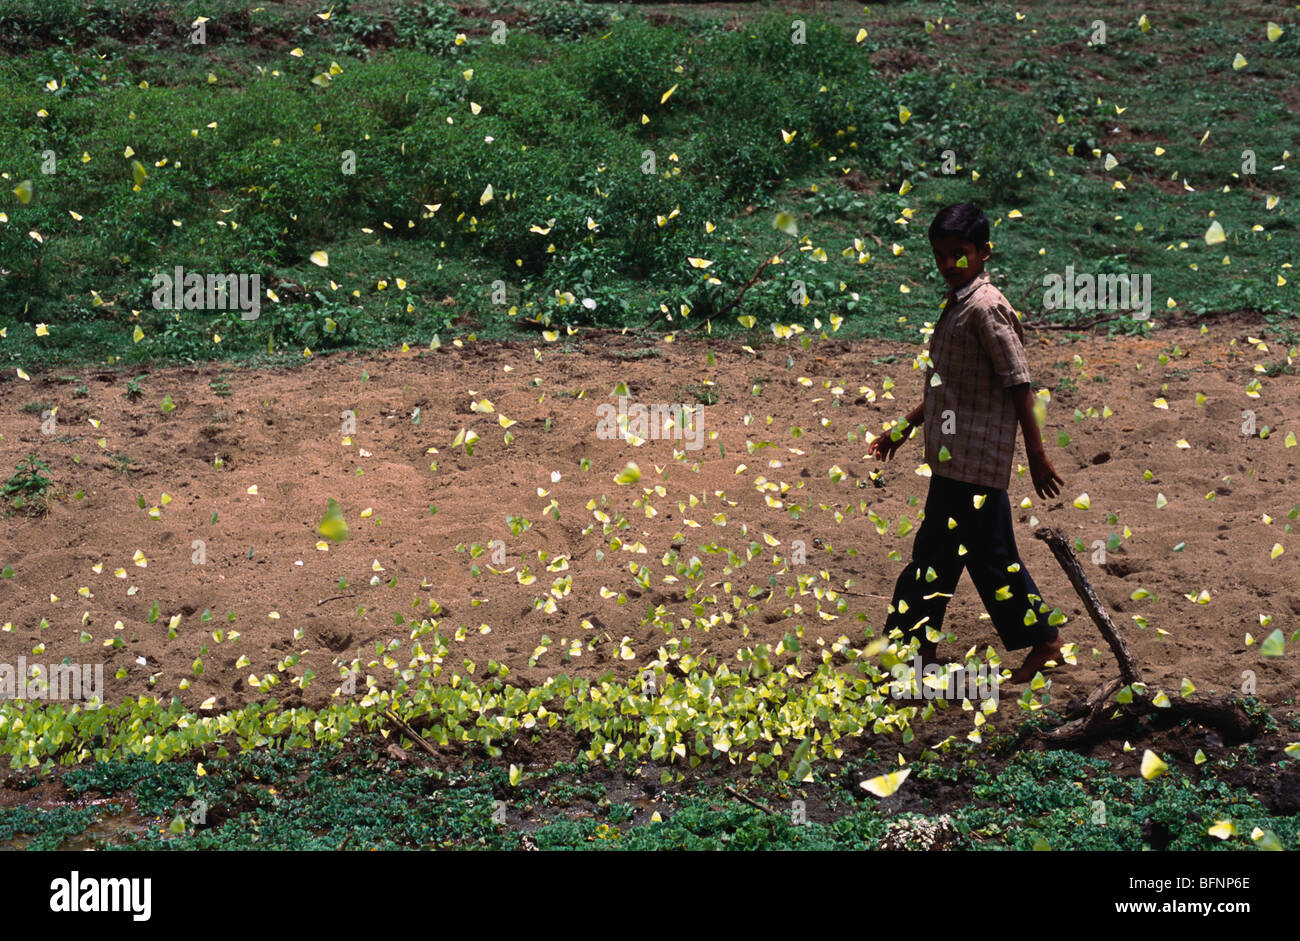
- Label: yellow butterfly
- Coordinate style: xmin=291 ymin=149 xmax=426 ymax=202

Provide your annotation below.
xmin=1140 ymin=750 xmax=1168 ymax=779
xmin=860 ymin=768 xmax=910 ymax=797
xmin=317 ymin=499 xmax=348 ymax=542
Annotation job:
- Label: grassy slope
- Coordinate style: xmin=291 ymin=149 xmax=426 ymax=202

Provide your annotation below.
xmin=0 ymin=0 xmax=1294 ymax=375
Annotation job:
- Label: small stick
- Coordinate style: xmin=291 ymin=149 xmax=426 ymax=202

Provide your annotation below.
xmin=1034 ymin=527 xmax=1142 ymax=685
xmin=383 ymin=709 xmax=440 ymax=759
xmin=642 ymin=239 xmax=799 ymax=330
xmin=723 ymin=785 xmax=780 ymax=817
xmin=316 ymin=594 xmax=355 ymax=606
xmin=711 ymin=241 xmax=798 ymax=322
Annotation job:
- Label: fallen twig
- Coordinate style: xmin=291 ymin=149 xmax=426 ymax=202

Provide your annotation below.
xmin=316 ymin=594 xmax=356 ymax=607
xmin=723 ymin=785 xmax=780 ymax=816
xmin=1034 ymin=527 xmax=1142 ymax=685
xmin=1026 ymin=527 xmax=1256 ymax=747
xmin=382 ymin=709 xmax=440 ymax=759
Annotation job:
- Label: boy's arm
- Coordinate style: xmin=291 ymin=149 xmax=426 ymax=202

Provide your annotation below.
xmin=1010 ymin=382 xmax=1063 ymax=498
xmin=868 ymin=401 xmax=924 ymax=460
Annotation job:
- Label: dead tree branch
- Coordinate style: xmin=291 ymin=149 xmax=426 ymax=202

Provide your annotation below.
xmin=1025 ymin=527 xmax=1257 ymax=748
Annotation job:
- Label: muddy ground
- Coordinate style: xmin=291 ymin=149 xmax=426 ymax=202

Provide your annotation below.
xmin=0 ymin=315 xmax=1296 ymax=758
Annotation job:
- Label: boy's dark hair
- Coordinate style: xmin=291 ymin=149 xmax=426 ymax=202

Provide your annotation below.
xmin=928 ymin=202 xmax=990 ymax=248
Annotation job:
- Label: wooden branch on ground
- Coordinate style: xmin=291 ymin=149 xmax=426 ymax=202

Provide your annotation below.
xmin=1026 ymin=527 xmax=1257 ymax=748
xmin=834 ymin=587 xmax=894 ymax=599
xmin=724 ymin=785 xmax=780 ymax=816
xmin=1033 ymin=677 xmax=1123 ymax=745
xmin=1034 ymin=527 xmax=1142 ymax=685
xmin=382 ymin=709 xmax=440 ymax=759
xmin=315 ymin=594 xmax=356 ymax=606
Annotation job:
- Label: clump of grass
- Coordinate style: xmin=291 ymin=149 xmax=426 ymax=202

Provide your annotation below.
xmin=3 ymin=454 xmax=54 ymax=513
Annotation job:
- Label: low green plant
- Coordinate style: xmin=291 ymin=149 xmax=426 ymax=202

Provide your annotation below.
xmin=3 ymin=454 xmax=53 ymax=509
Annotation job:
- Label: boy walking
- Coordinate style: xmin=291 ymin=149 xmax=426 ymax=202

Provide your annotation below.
xmin=868 ymin=202 xmax=1067 ymax=684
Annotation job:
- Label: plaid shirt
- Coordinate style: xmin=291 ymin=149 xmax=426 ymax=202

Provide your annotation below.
xmin=922 ymin=271 xmax=1032 ymax=490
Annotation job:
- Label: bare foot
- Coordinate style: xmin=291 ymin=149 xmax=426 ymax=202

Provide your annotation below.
xmin=916 ymin=641 xmax=942 ymax=670
xmin=1006 ymin=637 xmax=1067 ymax=684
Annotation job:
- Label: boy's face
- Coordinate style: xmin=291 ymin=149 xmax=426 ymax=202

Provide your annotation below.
xmin=930 ymin=235 xmax=990 ymax=290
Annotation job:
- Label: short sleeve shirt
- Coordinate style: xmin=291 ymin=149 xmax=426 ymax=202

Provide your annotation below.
xmin=922 ymin=271 xmax=1032 ymax=490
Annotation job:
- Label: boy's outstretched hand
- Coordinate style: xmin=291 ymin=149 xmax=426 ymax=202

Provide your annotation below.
xmin=868 ymin=430 xmax=905 ymax=461
xmin=1027 ymin=448 xmax=1063 ymax=499
xmin=870 ymin=409 xmax=921 ymax=462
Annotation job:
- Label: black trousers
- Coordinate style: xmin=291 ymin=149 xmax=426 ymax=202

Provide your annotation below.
xmin=884 ymin=474 xmax=1058 ymax=652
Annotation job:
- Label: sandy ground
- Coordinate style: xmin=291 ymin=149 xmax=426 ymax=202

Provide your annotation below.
xmin=0 ymin=316 xmax=1296 ymax=743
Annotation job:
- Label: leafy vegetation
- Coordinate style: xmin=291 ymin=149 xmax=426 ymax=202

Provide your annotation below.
xmin=2 ymin=454 xmax=54 ymax=510
xmin=2 ymin=743 xmax=1294 ymax=850
xmin=0 ymin=629 xmax=957 ymax=774
xmin=4 ymin=2 xmax=1292 ymax=371
xmin=0 ymin=0 xmax=1297 ymax=850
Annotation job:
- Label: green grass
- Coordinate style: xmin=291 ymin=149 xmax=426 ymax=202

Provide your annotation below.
xmin=1 ymin=741 xmax=1294 ymax=850
xmin=4 ymin=1 xmax=1292 ymax=373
